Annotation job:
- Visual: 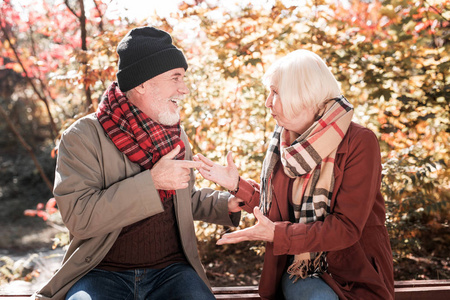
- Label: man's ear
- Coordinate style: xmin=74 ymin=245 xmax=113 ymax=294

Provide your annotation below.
xmin=134 ymin=83 xmax=146 ymax=95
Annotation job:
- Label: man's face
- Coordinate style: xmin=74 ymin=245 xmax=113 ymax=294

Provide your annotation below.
xmin=131 ymin=68 xmax=189 ymax=126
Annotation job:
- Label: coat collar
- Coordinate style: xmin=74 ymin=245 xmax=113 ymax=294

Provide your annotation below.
xmin=336 ymin=122 xmax=354 ymax=155
xmin=270 ymin=162 xmax=290 ymax=222
xmin=334 ymin=122 xmax=357 ymax=187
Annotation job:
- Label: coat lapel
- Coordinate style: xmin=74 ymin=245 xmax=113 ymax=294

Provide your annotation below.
xmin=330 ymin=128 xmax=349 ymax=211
xmin=270 ymin=162 xmax=291 ymax=222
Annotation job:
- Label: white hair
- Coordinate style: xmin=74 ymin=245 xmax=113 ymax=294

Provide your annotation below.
xmin=124 ymin=88 xmax=135 ymax=99
xmin=262 ymin=50 xmax=341 ymax=118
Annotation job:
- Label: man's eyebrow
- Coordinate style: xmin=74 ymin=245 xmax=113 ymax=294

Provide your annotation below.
xmin=171 ymin=72 xmax=183 ymax=77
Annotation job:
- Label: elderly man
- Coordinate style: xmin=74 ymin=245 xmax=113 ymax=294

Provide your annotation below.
xmin=34 ymin=26 xmax=241 ymax=300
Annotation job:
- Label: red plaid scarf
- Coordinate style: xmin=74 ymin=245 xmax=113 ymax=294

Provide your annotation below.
xmin=96 ymin=82 xmax=185 ymax=201
xmin=260 ymin=95 xmax=353 ymax=280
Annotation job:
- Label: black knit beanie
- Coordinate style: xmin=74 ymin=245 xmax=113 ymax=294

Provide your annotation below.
xmin=116 ymin=27 xmax=188 ymax=92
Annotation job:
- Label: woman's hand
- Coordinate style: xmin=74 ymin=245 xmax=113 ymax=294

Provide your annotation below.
xmin=193 ymin=151 xmax=240 ymax=191
xmin=217 ymin=207 xmax=275 ymax=244
xmin=228 ymin=195 xmax=244 ymax=213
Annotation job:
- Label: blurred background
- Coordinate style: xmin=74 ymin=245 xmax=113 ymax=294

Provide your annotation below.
xmin=0 ymin=0 xmax=449 ymax=291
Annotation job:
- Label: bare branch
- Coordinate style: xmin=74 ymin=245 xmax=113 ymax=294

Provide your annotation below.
xmin=0 ymin=20 xmax=58 ymax=139
xmin=64 ymin=0 xmax=79 ymax=18
xmin=0 ymin=104 xmax=54 ymax=192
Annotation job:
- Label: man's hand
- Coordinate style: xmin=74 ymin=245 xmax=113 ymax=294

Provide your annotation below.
xmin=194 ymin=151 xmax=239 ymax=191
xmin=151 ymin=145 xmax=202 ymax=190
xmin=228 ymin=195 xmax=244 ymax=213
xmin=217 ymin=207 xmax=275 ymax=244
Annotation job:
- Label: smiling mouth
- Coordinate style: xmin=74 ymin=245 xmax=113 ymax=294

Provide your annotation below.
xmin=169 ymin=98 xmax=180 ymax=106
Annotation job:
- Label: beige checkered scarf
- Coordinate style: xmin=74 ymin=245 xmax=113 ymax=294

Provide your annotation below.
xmin=260 ymin=95 xmax=353 ymax=280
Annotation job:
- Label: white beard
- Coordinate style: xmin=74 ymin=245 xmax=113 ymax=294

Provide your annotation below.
xmin=157 ymin=107 xmax=181 ymax=126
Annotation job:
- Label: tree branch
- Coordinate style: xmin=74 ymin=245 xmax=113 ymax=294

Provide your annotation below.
xmin=0 ymin=20 xmax=58 ymax=139
xmin=0 ymin=103 xmax=54 ymax=192
xmin=64 ymin=0 xmax=79 ymax=18
xmin=64 ymin=0 xmax=93 ymax=110
xmin=425 ymin=0 xmax=449 ymax=21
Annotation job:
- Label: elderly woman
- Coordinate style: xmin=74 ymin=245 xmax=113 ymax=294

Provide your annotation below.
xmin=194 ymin=50 xmax=394 ymax=300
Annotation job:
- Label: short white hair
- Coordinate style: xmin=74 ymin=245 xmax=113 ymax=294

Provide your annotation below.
xmin=262 ymin=50 xmax=341 ymax=118
xmin=124 ymin=88 xmax=135 ymax=99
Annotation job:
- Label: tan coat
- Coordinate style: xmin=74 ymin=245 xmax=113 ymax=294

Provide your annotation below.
xmin=236 ymin=122 xmax=395 ymax=300
xmin=34 ymin=113 xmax=240 ymax=299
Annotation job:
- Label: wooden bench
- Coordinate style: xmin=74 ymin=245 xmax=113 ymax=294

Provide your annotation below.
xmin=393 ymin=280 xmax=450 ymax=300
xmin=1 ymin=280 xmax=450 ymax=299
xmin=212 ymin=280 xmax=450 ymax=300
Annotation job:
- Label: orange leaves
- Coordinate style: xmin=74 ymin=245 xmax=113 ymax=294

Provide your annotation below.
xmin=50 ymin=147 xmax=58 ymax=159
xmin=24 ymin=198 xmax=58 ymax=221
xmin=46 ymin=198 xmax=58 ymax=214
xmin=243 ymin=25 xmax=256 ymax=34
xmin=415 ymin=120 xmax=429 ymax=135
xmin=225 ymin=42 xmax=239 ymax=50
xmin=178 ymin=1 xmax=192 ymax=11
xmin=4 ymin=62 xmax=23 ymax=73
xmin=380 ymin=5 xmax=398 ymax=20
xmin=414 ymin=19 xmax=438 ymax=34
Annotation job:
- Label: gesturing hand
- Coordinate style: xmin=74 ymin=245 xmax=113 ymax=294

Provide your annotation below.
xmin=217 ymin=207 xmax=275 ymax=245
xmin=193 ymin=151 xmax=240 ymax=191
xmin=228 ymin=195 xmax=244 ymax=213
xmin=151 ymin=145 xmax=202 ymax=190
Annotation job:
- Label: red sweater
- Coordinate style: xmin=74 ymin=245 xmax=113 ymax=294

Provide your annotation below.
xmin=97 ymin=196 xmax=186 ymax=271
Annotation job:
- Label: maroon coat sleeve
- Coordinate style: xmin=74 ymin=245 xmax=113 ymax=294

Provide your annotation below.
xmin=272 ymin=126 xmax=383 ymax=255
xmin=233 ymin=176 xmax=261 ymax=214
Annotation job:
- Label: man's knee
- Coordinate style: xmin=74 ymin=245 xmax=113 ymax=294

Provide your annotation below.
xmin=66 ymin=291 xmax=92 ymax=300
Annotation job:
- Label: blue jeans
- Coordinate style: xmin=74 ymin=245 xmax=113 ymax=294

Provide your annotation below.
xmin=66 ymin=263 xmax=215 ymax=300
xmin=281 ymin=272 xmax=338 ymax=300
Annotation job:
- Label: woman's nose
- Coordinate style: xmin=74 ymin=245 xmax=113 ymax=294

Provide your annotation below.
xmin=265 ymin=95 xmax=272 ymax=108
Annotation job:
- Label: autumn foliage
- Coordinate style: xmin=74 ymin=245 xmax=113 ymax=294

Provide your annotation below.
xmin=23 ymin=198 xmax=57 ymax=221
xmin=1 ymin=0 xmax=449 ymax=283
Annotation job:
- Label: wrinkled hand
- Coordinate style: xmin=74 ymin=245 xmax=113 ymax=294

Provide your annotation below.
xmin=217 ymin=207 xmax=275 ymax=245
xmin=228 ymin=195 xmax=244 ymax=213
xmin=193 ymin=151 xmax=239 ymax=191
xmin=151 ymin=145 xmax=202 ymax=190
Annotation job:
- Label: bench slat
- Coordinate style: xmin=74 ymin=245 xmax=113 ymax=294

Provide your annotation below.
xmin=2 ymin=280 xmax=450 ymax=299
xmin=395 ymin=286 xmax=450 ymax=300
xmin=213 ymin=286 xmax=258 ymax=293
xmin=394 ymin=279 xmax=450 ymax=287
xmin=215 ymin=294 xmax=260 ymax=300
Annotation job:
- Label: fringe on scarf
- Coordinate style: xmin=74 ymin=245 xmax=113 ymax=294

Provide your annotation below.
xmin=287 ymin=251 xmax=328 ymax=282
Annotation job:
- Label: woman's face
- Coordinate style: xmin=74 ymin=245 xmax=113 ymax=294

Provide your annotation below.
xmin=265 ymin=85 xmax=316 ymax=135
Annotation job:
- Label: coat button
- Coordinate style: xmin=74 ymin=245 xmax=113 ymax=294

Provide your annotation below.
xmin=85 ymin=256 xmax=92 ymax=263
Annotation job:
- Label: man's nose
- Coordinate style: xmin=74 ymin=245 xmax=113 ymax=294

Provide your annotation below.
xmin=179 ymin=82 xmax=189 ymax=94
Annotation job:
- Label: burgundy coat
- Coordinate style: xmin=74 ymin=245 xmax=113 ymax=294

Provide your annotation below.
xmin=235 ymin=122 xmax=395 ymax=300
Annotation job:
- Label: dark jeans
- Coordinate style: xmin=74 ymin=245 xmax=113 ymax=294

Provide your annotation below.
xmin=66 ymin=263 xmax=215 ymax=300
